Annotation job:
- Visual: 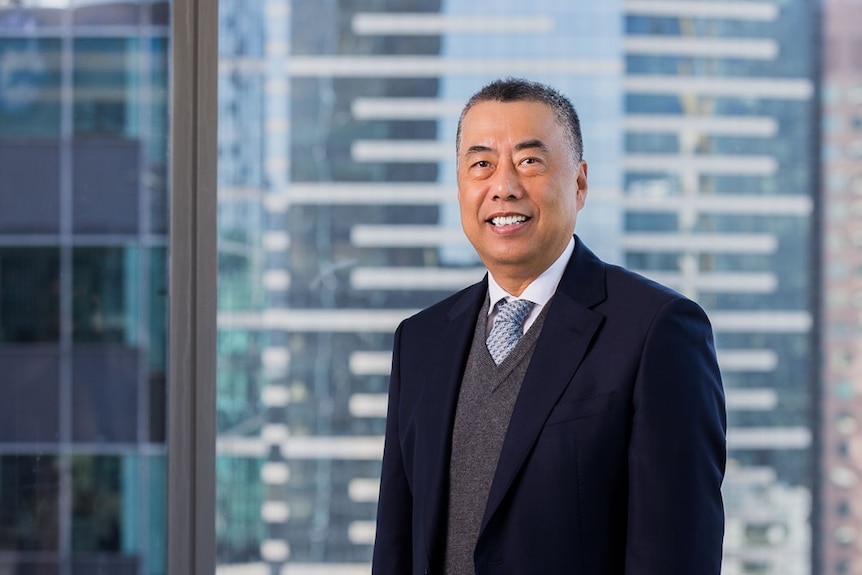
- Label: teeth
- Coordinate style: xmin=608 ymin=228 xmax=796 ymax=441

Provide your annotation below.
xmin=491 ymin=215 xmax=527 ymax=226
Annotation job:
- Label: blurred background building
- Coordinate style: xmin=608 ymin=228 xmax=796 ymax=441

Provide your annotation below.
xmin=820 ymin=0 xmax=862 ymax=573
xmin=214 ymin=1 xmax=827 ymax=575
xmin=3 ymin=0 xmax=861 ymax=574
xmin=0 ymin=1 xmax=169 ymax=573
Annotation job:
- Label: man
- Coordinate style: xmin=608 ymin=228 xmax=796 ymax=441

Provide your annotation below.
xmin=372 ymin=78 xmax=726 ymax=574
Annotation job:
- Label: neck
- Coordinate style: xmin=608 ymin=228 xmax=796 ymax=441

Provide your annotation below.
xmin=489 ymin=269 xmax=540 ymax=298
xmin=486 ymin=238 xmax=568 ymax=298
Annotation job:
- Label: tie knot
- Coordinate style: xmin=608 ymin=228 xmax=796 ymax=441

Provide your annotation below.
xmin=496 ymin=299 xmax=534 ymax=328
xmin=486 ymin=299 xmax=535 ymax=365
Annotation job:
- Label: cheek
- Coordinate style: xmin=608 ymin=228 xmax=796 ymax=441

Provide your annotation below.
xmin=558 ymin=186 xmax=582 ymax=214
xmin=457 ymin=197 xmax=479 ymax=233
xmin=546 ymin=191 xmax=579 ymax=233
xmin=542 ymin=191 xmax=571 ymax=216
xmin=458 ymin=188 xmax=482 ymax=216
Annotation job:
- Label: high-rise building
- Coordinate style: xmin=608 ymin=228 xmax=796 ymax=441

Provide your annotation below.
xmin=0 ymin=2 xmax=169 ymax=573
xmin=621 ymin=3 xmax=819 ymax=574
xmin=215 ymin=2 xmax=822 ymax=574
xmin=820 ymin=0 xmax=862 ymax=573
xmin=216 ymin=2 xmax=623 ymax=572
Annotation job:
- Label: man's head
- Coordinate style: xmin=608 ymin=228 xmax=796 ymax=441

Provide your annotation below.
xmin=456 ymin=77 xmax=584 ymax=165
xmin=456 ymin=78 xmax=588 ymax=296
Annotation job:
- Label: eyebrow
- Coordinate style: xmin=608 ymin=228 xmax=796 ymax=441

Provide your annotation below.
xmin=514 ymin=139 xmax=549 ymax=153
xmin=464 ymin=144 xmax=493 ymax=156
xmin=463 ymin=139 xmax=549 ymax=156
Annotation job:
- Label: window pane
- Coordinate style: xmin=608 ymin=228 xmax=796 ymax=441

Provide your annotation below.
xmin=0 ymin=37 xmax=62 ymax=139
xmin=216 ymin=1 xmax=853 ymax=574
xmin=0 ymin=248 xmax=60 ymax=342
xmin=0 ymin=1 xmax=170 ymax=573
xmin=0 ymin=455 xmax=60 ymax=551
xmin=0 ymin=145 xmax=61 ymax=233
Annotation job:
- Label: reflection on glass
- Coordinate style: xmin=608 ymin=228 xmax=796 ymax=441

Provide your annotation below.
xmin=0 ymin=456 xmax=60 ymax=552
xmin=73 ymin=247 xmax=139 ymax=344
xmin=0 ymin=1 xmax=169 ymax=573
xmin=0 ymin=248 xmax=60 ymax=342
xmin=0 ymin=37 xmax=62 ymax=139
xmin=72 ymin=456 xmax=125 ymax=552
xmin=216 ymin=1 xmax=831 ymax=574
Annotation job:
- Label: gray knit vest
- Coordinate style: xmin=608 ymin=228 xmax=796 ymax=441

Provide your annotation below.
xmin=443 ymin=296 xmax=552 ymax=575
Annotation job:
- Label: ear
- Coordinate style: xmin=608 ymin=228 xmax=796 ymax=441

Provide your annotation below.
xmin=576 ymin=160 xmax=588 ymax=209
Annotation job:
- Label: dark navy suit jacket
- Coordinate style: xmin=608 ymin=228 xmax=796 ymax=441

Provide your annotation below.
xmin=372 ymin=236 xmax=726 ymax=575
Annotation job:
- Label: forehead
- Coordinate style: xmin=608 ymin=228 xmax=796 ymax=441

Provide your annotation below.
xmin=459 ymin=100 xmax=564 ymax=149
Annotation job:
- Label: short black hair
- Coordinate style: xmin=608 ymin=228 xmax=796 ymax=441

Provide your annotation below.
xmin=456 ymin=77 xmax=583 ymax=162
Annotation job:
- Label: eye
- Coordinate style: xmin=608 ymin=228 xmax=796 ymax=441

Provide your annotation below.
xmin=520 ymin=157 xmax=539 ymax=165
xmin=472 ymin=160 xmax=492 ymax=169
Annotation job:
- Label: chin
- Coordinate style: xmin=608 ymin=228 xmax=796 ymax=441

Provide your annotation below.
xmin=486 ymin=253 xmax=533 ymax=270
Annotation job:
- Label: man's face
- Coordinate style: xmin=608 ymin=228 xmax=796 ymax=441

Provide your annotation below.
xmin=457 ymin=100 xmax=588 ymax=286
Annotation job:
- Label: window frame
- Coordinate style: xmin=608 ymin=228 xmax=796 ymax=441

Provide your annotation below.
xmin=166 ymin=0 xmax=218 ymax=572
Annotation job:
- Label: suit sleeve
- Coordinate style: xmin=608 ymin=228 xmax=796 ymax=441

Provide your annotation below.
xmin=371 ymin=323 xmax=414 ymax=575
xmin=625 ymin=297 xmax=727 ymax=574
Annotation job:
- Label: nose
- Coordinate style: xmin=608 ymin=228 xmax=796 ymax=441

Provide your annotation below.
xmin=491 ymin=161 xmax=523 ymax=201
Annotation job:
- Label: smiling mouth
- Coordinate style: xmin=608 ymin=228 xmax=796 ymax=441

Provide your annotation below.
xmin=490 ymin=215 xmax=529 ymax=227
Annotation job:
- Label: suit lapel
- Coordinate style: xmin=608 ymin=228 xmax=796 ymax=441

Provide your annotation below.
xmin=419 ymin=279 xmax=488 ymax=560
xmin=480 ymin=238 xmax=608 ymax=533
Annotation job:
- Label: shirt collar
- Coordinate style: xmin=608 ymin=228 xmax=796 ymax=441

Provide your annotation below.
xmin=487 ymin=237 xmax=575 ymax=313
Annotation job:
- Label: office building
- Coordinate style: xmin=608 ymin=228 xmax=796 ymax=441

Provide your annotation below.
xmin=214 ymin=2 xmax=822 ymax=574
xmin=820 ymin=0 xmax=862 ymax=573
xmin=0 ymin=1 xmax=169 ymax=573
xmin=622 ymin=2 xmax=819 ymax=574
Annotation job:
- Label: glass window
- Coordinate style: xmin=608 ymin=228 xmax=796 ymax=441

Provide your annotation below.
xmin=0 ymin=248 xmax=60 ymax=342
xmin=0 ymin=455 xmax=60 ymax=553
xmin=212 ymin=1 xmax=851 ymax=574
xmin=0 ymin=144 xmax=61 ymax=233
xmin=0 ymin=37 xmax=62 ymax=139
xmin=0 ymin=1 xmax=169 ymax=573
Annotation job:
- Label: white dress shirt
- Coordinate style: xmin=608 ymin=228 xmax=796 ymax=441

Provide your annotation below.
xmin=486 ymin=237 xmax=575 ymax=334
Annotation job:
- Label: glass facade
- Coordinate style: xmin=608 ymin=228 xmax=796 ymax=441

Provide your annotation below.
xmin=0 ymin=0 xmax=840 ymax=573
xmin=213 ymin=1 xmax=831 ymax=574
xmin=0 ymin=1 xmax=169 ymax=573
xmin=622 ymin=3 xmax=819 ymax=573
xmin=215 ymin=1 xmax=625 ymax=572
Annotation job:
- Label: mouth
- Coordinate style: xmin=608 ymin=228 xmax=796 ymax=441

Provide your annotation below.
xmin=489 ymin=214 xmax=529 ymax=227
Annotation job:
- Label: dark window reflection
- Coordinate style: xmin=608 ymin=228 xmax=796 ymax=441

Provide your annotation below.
xmin=70 ymin=455 xmax=153 ymax=575
xmin=0 ymin=456 xmax=60 ymax=552
xmin=72 ymin=455 xmax=123 ymax=552
xmin=73 ymin=247 xmax=135 ymax=344
xmin=0 ymin=248 xmax=60 ymax=343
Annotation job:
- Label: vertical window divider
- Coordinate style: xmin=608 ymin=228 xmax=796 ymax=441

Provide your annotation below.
xmin=167 ymin=0 xmax=218 ymax=572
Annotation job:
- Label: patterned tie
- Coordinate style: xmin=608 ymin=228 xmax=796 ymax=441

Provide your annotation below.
xmin=486 ymin=299 xmax=535 ymax=365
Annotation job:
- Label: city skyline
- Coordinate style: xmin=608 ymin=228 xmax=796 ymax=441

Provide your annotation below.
xmin=214 ymin=1 xmax=826 ymax=574
xmin=1 ymin=0 xmax=858 ymax=574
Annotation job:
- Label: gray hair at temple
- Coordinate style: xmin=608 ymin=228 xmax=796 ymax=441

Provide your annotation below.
xmin=456 ymin=78 xmax=584 ymax=164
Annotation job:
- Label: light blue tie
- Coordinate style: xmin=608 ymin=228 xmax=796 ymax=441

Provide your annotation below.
xmin=486 ymin=299 xmax=535 ymax=365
